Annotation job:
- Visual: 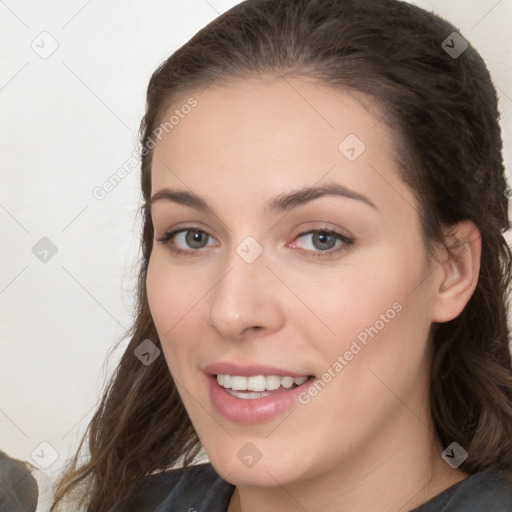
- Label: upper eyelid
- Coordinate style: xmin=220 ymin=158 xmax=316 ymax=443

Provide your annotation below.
xmin=160 ymin=226 xmax=352 ymax=251
xmin=160 ymin=225 xmax=348 ymax=239
xmin=161 ymin=227 xmax=218 ymax=245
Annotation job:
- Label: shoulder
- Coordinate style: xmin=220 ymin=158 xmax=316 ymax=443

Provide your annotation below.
xmin=0 ymin=451 xmax=38 ymax=512
xmin=413 ymin=471 xmax=512 ymax=512
xmin=124 ymin=463 xmax=235 ymax=512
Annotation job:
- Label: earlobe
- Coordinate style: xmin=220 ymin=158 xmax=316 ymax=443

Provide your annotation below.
xmin=431 ymin=220 xmax=482 ymax=323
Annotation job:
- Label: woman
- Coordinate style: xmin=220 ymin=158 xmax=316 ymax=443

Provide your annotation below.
xmin=51 ymin=0 xmax=512 ymax=510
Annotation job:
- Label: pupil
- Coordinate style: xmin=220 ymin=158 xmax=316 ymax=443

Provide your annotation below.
xmin=187 ymin=230 xmax=207 ymax=248
xmin=314 ymin=232 xmax=335 ymax=250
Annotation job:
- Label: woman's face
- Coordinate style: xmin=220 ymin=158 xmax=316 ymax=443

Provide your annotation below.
xmin=146 ymin=76 xmax=442 ymax=488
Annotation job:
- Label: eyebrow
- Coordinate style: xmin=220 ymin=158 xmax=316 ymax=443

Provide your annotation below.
xmin=150 ymin=182 xmax=377 ymax=214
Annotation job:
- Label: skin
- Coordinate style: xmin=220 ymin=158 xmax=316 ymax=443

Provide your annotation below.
xmin=146 ymin=75 xmax=481 ymax=512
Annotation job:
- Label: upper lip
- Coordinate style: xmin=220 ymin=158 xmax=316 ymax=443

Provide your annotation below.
xmin=204 ymin=362 xmax=312 ymax=378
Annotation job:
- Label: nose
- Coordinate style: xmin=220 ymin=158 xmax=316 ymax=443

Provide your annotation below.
xmin=205 ymin=248 xmax=285 ymax=340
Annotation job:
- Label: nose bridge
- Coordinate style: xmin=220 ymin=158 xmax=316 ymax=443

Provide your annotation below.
xmin=206 ymin=239 xmax=284 ymax=336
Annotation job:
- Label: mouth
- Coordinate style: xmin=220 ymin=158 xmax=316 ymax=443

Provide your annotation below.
xmin=216 ymin=374 xmax=310 ymax=399
xmin=205 ymin=366 xmax=315 ymax=423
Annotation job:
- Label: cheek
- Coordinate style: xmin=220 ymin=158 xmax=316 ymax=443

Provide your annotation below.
xmin=145 ymin=256 xmax=190 ymax=367
xmin=299 ymin=251 xmax=422 ymax=348
xmin=146 ymin=253 xmax=213 ymax=380
xmin=308 ymin=244 xmax=432 ymax=385
xmin=313 ymin=261 xmax=433 ymax=418
xmin=146 ymin=257 xmax=174 ymax=333
xmin=146 ymin=253 xmax=203 ymax=335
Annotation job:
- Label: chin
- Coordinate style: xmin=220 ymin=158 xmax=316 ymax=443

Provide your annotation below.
xmin=206 ymin=444 xmax=311 ymax=488
xmin=214 ymin=460 xmax=298 ymax=487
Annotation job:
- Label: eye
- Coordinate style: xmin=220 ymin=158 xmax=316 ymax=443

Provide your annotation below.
xmin=157 ymin=227 xmax=217 ymax=255
xmin=156 ymin=226 xmax=353 ymax=258
xmin=291 ymin=228 xmax=353 ymax=256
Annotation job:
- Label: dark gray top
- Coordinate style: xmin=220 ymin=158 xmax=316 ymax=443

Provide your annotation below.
xmin=125 ymin=463 xmax=512 ymax=512
xmin=0 ymin=451 xmax=38 ymax=512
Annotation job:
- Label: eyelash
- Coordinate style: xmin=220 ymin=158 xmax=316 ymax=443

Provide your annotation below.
xmin=156 ymin=226 xmax=354 ymax=258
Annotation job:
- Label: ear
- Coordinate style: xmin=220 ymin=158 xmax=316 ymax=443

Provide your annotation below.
xmin=430 ymin=220 xmax=482 ymax=323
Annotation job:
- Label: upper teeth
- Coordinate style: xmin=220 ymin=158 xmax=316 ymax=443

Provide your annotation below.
xmin=217 ymin=374 xmax=308 ymax=391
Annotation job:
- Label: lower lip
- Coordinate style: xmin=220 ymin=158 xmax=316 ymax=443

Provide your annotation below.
xmin=208 ymin=375 xmax=312 ymax=424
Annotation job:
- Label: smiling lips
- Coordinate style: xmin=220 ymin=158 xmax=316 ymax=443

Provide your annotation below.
xmin=206 ymin=368 xmax=313 ymax=422
xmin=203 ymin=362 xmax=314 ymax=422
xmin=216 ymin=374 xmax=309 ymax=399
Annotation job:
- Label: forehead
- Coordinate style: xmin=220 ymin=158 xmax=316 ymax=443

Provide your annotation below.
xmin=150 ymin=76 xmax=413 ymax=216
xmin=154 ymin=76 xmax=388 ymax=158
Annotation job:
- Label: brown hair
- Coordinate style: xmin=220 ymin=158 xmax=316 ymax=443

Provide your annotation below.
xmin=52 ymin=0 xmax=512 ymax=510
